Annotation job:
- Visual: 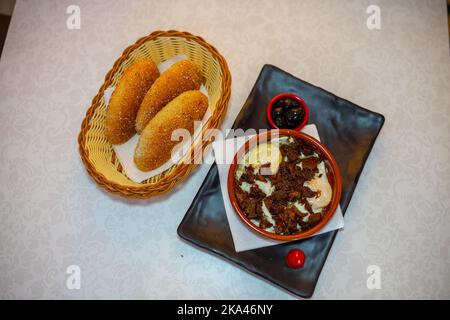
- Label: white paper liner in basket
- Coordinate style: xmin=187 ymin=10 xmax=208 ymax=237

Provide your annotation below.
xmin=104 ymin=55 xmax=212 ymax=183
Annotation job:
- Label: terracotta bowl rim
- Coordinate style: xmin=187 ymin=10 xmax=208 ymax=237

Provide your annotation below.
xmin=227 ymin=129 xmax=342 ymax=241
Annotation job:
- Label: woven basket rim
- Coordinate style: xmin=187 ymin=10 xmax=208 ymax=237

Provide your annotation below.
xmin=78 ymin=30 xmax=232 ymax=198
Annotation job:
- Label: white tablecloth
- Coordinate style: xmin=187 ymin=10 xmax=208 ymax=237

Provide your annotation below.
xmin=0 ymin=0 xmax=449 ymax=299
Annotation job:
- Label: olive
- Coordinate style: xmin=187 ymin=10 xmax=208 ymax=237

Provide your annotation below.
xmin=283 ymin=98 xmax=299 ymax=111
xmin=285 ymin=107 xmax=304 ymax=127
xmin=274 ymin=116 xmax=287 ymax=128
xmin=291 ymin=99 xmax=300 ymax=107
xmin=286 ymin=121 xmax=298 ymax=129
xmin=275 ymin=99 xmax=285 ymax=109
xmin=271 ymin=107 xmax=284 ymax=118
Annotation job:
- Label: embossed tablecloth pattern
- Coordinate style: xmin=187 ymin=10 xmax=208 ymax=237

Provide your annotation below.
xmin=0 ymin=0 xmax=449 ymax=299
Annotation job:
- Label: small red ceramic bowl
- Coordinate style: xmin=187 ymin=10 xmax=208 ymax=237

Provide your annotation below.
xmin=227 ymin=129 xmax=341 ymax=241
xmin=267 ymin=93 xmax=309 ymax=131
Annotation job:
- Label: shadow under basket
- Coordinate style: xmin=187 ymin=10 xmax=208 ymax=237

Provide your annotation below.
xmin=78 ymin=30 xmax=232 ymax=198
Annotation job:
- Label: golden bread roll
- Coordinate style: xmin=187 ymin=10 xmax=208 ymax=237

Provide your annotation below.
xmin=105 ymin=59 xmax=160 ymax=144
xmin=134 ymin=90 xmax=208 ymax=171
xmin=135 ymin=60 xmax=203 ymax=133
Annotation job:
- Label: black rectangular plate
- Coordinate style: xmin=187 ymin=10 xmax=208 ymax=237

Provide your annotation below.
xmin=177 ymin=64 xmax=385 ymax=298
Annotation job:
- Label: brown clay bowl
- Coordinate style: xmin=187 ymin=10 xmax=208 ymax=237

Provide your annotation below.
xmin=227 ymin=129 xmax=342 ymax=241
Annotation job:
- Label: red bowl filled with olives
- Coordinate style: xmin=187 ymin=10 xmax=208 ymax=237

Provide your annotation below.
xmin=267 ymin=93 xmax=309 ymax=131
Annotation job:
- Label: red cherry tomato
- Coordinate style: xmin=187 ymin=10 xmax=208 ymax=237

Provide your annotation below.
xmin=286 ymin=249 xmax=305 ymax=268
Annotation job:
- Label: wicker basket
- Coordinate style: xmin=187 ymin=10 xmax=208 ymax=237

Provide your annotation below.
xmin=78 ymin=30 xmax=232 ymax=198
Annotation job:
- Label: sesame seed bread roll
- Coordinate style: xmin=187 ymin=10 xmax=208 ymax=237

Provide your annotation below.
xmin=105 ymin=59 xmax=160 ymax=145
xmin=135 ymin=60 xmax=203 ymax=133
xmin=134 ymin=90 xmax=208 ymax=171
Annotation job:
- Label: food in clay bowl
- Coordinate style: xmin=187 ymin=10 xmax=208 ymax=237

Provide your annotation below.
xmin=227 ymin=129 xmax=342 ymax=241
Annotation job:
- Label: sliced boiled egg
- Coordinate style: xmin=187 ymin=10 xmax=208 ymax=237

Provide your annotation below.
xmin=239 ymin=181 xmax=252 ymax=193
xmin=255 ymin=179 xmax=275 ymax=196
xmin=261 ymin=201 xmax=276 ymax=226
xmin=240 ymin=142 xmax=282 ymax=175
xmin=304 ymin=161 xmax=332 ymax=210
